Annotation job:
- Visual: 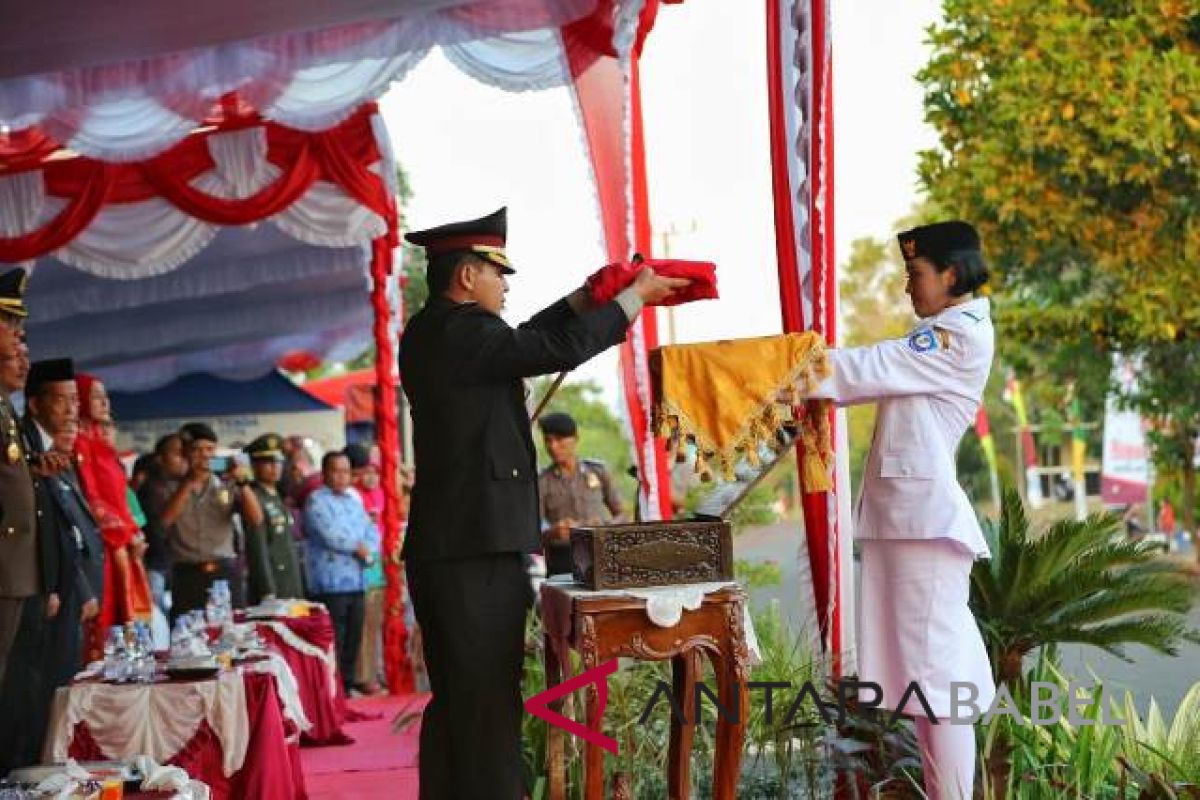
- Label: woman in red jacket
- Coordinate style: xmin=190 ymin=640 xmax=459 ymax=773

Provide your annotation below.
xmin=75 ymin=373 xmax=152 ymax=659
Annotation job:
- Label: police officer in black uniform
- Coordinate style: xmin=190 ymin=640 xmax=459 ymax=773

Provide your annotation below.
xmin=399 ymin=207 xmax=687 ymax=799
xmin=537 ymin=411 xmax=625 ymax=575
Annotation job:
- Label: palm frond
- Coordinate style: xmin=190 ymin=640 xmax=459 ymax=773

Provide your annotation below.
xmin=970 ymin=489 xmax=1200 ymax=677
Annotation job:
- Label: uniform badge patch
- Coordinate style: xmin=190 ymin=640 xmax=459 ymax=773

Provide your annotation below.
xmin=907 ymin=327 xmax=941 ymax=353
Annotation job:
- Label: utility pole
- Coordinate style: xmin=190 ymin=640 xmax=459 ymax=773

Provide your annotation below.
xmin=655 ymin=220 xmax=698 ymax=345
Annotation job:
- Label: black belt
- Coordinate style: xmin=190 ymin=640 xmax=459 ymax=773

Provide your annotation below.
xmin=175 ymin=558 xmax=236 ymax=575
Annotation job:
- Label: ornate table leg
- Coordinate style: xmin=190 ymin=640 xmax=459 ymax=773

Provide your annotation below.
xmin=544 ymin=632 xmax=566 ymax=800
xmin=579 ymin=615 xmax=605 ymax=800
xmin=667 ymin=648 xmax=701 ymax=799
xmin=712 ymin=600 xmax=750 ymax=800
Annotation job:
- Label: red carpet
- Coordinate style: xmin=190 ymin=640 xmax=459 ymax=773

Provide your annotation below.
xmin=302 ymin=693 xmax=428 ymax=799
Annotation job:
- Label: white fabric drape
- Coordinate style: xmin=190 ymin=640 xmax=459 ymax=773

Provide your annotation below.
xmin=45 ymin=671 xmax=250 ymax=777
xmin=0 ymin=1 xmax=592 ymax=160
xmin=442 ymin=28 xmax=569 ymax=92
xmin=257 ymin=620 xmax=341 ymax=698
xmin=541 ymin=577 xmax=763 ymax=662
xmin=0 ymin=170 xmax=44 ymax=270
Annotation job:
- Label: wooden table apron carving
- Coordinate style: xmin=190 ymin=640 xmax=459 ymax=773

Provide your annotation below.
xmin=540 ymin=584 xmax=750 ymax=800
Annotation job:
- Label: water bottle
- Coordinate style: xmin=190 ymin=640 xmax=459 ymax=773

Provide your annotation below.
xmin=206 ymin=587 xmax=220 ymax=627
xmin=102 ymin=625 xmax=123 ymax=681
xmin=214 ymin=580 xmax=232 ymax=624
xmin=171 ymin=618 xmax=190 ymax=654
xmin=137 ymin=623 xmax=156 ymax=682
xmin=124 ymin=622 xmax=141 ymax=683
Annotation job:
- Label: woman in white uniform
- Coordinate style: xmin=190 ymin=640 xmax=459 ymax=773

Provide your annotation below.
xmin=807 ymin=221 xmax=995 ymax=799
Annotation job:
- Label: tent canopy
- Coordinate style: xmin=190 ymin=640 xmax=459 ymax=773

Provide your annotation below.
xmin=110 ymin=370 xmax=334 ymax=421
xmin=0 ymin=0 xmax=470 ymax=80
xmin=110 ymin=370 xmax=346 ymax=455
xmin=28 ymin=225 xmax=373 ymax=391
xmin=0 ymin=0 xmax=593 ymax=162
xmin=301 ymin=368 xmax=397 ymax=423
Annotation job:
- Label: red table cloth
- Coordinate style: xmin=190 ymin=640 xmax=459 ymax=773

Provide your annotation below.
xmin=249 ymin=609 xmax=355 ymax=746
xmin=64 ymin=672 xmax=305 ymax=800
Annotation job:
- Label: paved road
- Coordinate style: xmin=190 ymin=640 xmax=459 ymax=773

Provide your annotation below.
xmin=735 ymin=520 xmax=1200 ymax=716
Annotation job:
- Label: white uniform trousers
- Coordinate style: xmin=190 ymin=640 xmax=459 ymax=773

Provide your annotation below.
xmin=857 ymin=538 xmax=995 ymax=718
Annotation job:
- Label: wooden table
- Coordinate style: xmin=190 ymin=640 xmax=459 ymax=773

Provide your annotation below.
xmin=540 ymin=583 xmax=750 ymax=800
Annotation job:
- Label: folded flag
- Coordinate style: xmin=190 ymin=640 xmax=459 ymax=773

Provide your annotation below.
xmin=587 ymin=259 xmax=719 ymax=306
xmin=652 ymin=333 xmax=833 ymax=491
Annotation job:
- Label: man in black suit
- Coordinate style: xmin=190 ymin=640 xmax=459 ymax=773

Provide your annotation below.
xmin=399 ymin=207 xmax=686 ymax=799
xmin=24 ymin=359 xmax=103 ymax=686
xmin=0 ymin=359 xmax=105 ymax=772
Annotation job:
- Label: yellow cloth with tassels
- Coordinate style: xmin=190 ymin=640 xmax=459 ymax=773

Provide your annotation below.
xmin=653 ymin=333 xmax=833 ymax=491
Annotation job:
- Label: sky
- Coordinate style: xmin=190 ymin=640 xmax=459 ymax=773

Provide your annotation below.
xmin=378 ymin=0 xmax=942 ymax=408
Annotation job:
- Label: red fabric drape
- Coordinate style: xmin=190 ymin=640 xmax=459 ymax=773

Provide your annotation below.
xmin=0 ymin=106 xmax=394 ymax=263
xmin=370 ymin=238 xmax=413 ymax=695
xmin=585 ymin=258 xmax=718 ymax=306
xmin=766 ymin=0 xmax=840 ymax=659
xmin=0 ymin=162 xmax=112 ymax=262
xmin=563 ymin=1 xmax=675 ymax=519
xmin=628 ymin=59 xmax=674 ymax=519
xmin=256 ymin=624 xmax=353 ymax=746
xmin=140 ymin=143 xmax=321 ymax=225
xmin=814 ymin=0 xmax=840 ymax=666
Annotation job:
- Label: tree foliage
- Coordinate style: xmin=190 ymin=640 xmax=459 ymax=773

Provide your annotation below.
xmin=395 ymin=164 xmax=428 ymax=321
xmin=918 ymin=0 xmax=1200 ymax=349
xmin=919 ymin=1 xmax=1200 ymax=538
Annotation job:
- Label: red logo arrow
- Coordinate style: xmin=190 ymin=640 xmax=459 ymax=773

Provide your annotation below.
xmin=524 ymin=658 xmax=619 ymax=754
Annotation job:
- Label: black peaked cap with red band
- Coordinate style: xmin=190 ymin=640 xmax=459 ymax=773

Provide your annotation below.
xmin=405 ymin=207 xmax=514 ymax=275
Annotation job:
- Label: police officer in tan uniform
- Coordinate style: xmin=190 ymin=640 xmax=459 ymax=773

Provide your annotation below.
xmin=0 ymin=268 xmax=36 ymax=688
xmin=537 ymin=412 xmax=625 ymax=574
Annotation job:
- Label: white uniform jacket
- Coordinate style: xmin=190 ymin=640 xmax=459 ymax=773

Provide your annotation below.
xmin=811 ymin=297 xmax=994 ymax=558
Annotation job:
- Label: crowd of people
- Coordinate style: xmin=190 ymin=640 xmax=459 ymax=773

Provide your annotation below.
xmin=0 ymin=263 xmax=408 ymax=776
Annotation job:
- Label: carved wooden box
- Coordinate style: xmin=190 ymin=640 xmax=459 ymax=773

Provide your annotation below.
xmin=570 ymin=519 xmax=733 ymax=590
